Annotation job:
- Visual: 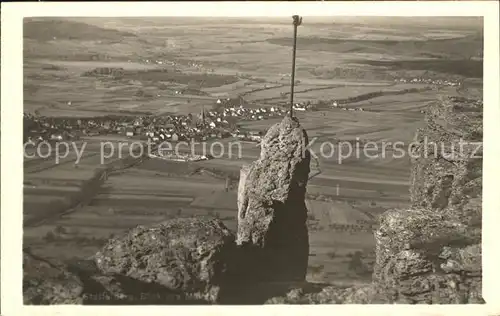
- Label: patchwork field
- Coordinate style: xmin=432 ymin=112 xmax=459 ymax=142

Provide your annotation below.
xmin=23 ymin=17 xmax=483 ymax=285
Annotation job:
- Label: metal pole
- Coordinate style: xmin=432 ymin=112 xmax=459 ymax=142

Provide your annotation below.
xmin=290 ymin=15 xmax=302 ymax=117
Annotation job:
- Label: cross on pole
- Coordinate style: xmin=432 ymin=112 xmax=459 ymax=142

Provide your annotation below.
xmin=289 ymin=15 xmax=302 ymax=117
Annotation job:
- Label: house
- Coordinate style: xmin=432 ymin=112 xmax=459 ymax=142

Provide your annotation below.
xmin=125 ymin=127 xmax=135 ymax=137
xmin=171 ymin=133 xmax=179 ymax=142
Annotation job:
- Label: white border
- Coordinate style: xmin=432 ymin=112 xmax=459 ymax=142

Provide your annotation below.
xmin=2 ymin=1 xmax=499 ymax=315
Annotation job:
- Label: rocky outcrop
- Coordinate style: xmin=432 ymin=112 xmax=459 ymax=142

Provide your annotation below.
xmin=23 ymin=250 xmax=84 ymax=304
xmin=237 ymin=164 xmax=251 ymax=216
xmin=24 ymin=218 xmax=236 ymax=305
xmin=23 ymin=115 xmax=313 ymax=305
xmin=264 ymin=96 xmax=484 ymax=304
xmin=373 ymin=209 xmax=482 ymax=303
xmin=236 ymin=115 xmax=311 ymax=282
xmin=373 ymin=96 xmax=483 ymax=304
xmin=23 ymin=249 xmax=211 ymax=304
xmin=410 ymin=96 xmax=483 ymax=219
xmin=94 ymin=218 xmax=236 ymax=303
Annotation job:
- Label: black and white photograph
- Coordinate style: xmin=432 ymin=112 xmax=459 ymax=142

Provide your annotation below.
xmin=1 ymin=1 xmax=499 ymax=312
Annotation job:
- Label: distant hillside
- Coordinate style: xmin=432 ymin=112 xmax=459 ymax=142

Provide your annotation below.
xmin=24 ymin=19 xmax=137 ymax=41
xmin=267 ymin=33 xmax=483 ymax=60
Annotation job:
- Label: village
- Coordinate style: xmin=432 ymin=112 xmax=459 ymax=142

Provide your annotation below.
xmin=23 ymin=97 xmax=289 ymax=151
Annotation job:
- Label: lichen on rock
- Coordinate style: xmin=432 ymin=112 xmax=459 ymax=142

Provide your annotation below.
xmin=373 ymin=208 xmax=482 ymax=303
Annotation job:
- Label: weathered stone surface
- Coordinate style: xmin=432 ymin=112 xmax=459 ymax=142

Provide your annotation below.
xmin=373 ymin=208 xmax=482 ymax=303
xmin=371 ymin=96 xmax=483 ymax=304
xmin=84 ymin=272 xmax=203 ymax=304
xmin=23 ymin=250 xmax=84 ymax=304
xmin=23 ymin=251 xmax=200 ymax=305
xmin=265 ymin=283 xmax=390 ymax=304
xmin=236 ymin=115 xmax=310 ymax=282
xmin=410 ymin=96 xmax=483 ymax=216
xmin=237 ymin=164 xmax=251 ymax=218
xmin=94 ymin=218 xmax=236 ymax=303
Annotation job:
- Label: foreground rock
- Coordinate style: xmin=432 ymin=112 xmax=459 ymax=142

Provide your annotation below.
xmin=23 ymin=250 xmax=203 ymax=304
xmin=236 ymin=115 xmax=311 ymax=282
xmin=372 ymin=96 xmax=483 ymax=304
xmin=373 ymin=208 xmax=482 ymax=303
xmin=265 ymin=283 xmax=390 ymax=304
xmin=23 ymin=250 xmax=84 ymax=304
xmin=94 ymin=218 xmax=236 ymax=303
